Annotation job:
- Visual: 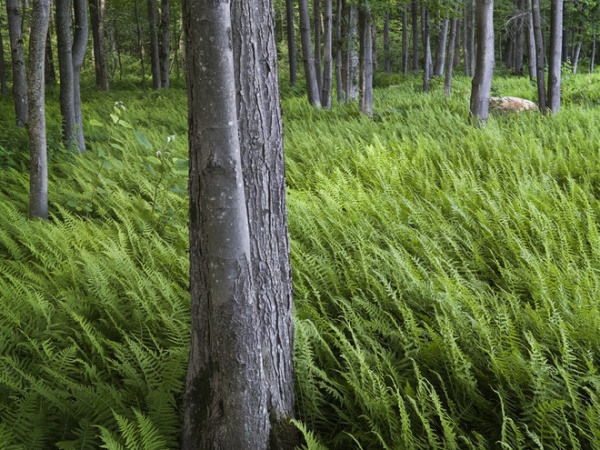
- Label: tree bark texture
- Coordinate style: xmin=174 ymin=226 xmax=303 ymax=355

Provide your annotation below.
xmin=527 ymin=0 xmax=536 ymax=80
xmin=470 ymin=0 xmax=494 ymax=123
xmin=147 ymin=0 xmax=161 ymax=89
xmin=159 ymin=0 xmax=170 ymax=88
xmin=56 ymin=0 xmax=77 ymax=148
xmin=6 ymin=0 xmax=28 ymax=126
xmin=359 ymin=6 xmax=372 ymax=117
xmin=463 ymin=4 xmax=471 ymax=76
xmin=313 ymin=0 xmax=322 ymax=94
xmin=285 ymin=0 xmax=297 ymax=84
xmin=411 ymin=0 xmax=419 ymax=71
xmin=182 ymin=0 xmax=268 ymax=447
xmin=334 ymin=0 xmax=343 ymax=102
xmin=547 ymin=0 xmax=563 ymax=113
xmin=345 ymin=4 xmax=359 ymax=102
xmin=45 ymin=28 xmax=57 ymax=86
xmin=531 ymin=0 xmax=546 ymax=113
xmin=72 ymin=0 xmax=88 ymax=152
xmin=28 ymin=0 xmax=51 ymax=219
xmin=89 ymin=0 xmax=110 ymax=91
xmin=444 ymin=17 xmax=458 ymax=96
xmin=422 ymin=6 xmax=431 ymax=92
xmin=298 ymin=0 xmax=322 ymax=107
xmin=512 ymin=0 xmax=525 ymax=76
xmin=434 ymin=17 xmax=449 ymax=77
xmin=321 ymin=0 xmax=333 ymax=108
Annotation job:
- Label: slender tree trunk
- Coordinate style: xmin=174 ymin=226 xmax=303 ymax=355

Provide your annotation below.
xmin=359 ymin=5 xmax=372 ymax=117
xmin=56 ymin=0 xmax=76 ymax=148
xmin=463 ymin=5 xmax=470 ymax=76
xmin=230 ymin=0 xmax=298 ymax=443
xmin=444 ymin=17 xmax=458 ymax=96
xmin=89 ymin=0 xmax=109 ymax=91
xmin=72 ymin=0 xmax=88 ymax=152
xmin=546 ymin=0 xmax=562 ymax=113
xmin=411 ymin=0 xmax=418 ymax=71
xmin=314 ymin=0 xmax=322 ymax=93
xmin=298 ymin=0 xmax=322 ymax=106
xmin=591 ymin=30 xmax=596 ymax=73
xmin=159 ymin=0 xmax=170 ymax=87
xmin=285 ymin=0 xmax=297 ymax=85
xmin=44 ymin=27 xmax=56 ymax=86
xmin=531 ymin=0 xmax=546 ymax=113
xmin=527 ymin=0 xmax=536 ymax=80
xmin=321 ymin=0 xmax=332 ymax=108
xmin=572 ymin=41 xmax=581 ymax=73
xmin=6 ymin=0 xmax=28 ymax=126
xmin=469 ymin=0 xmax=476 ymax=76
xmin=383 ymin=11 xmax=391 ymax=72
xmin=434 ymin=17 xmax=449 ymax=77
xmin=513 ymin=0 xmax=525 ymax=75
xmin=182 ymin=0 xmax=267 ymax=446
xmin=371 ymin=19 xmax=377 ymax=72
xmin=335 ymin=0 xmax=343 ymax=102
xmin=28 ymin=0 xmax=50 ymax=220
xmin=402 ymin=6 xmax=408 ymax=74
xmin=147 ymin=0 xmax=161 ymax=89
xmin=0 ymin=14 xmax=8 ymax=96
xmin=134 ymin=0 xmax=146 ymax=90
xmin=422 ymin=5 xmax=431 ymax=92
xmin=470 ymin=0 xmax=494 ymax=124
xmin=346 ymin=4 xmax=359 ymax=102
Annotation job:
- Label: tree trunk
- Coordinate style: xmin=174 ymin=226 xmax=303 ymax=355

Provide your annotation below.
xmin=56 ymin=0 xmax=77 ymax=148
xmin=298 ymin=0 xmax=322 ymax=106
xmin=230 ymin=0 xmax=298 ymax=444
xmin=72 ymin=0 xmax=88 ymax=152
xmin=359 ymin=5 xmax=372 ymax=117
xmin=6 ymin=0 xmax=28 ymax=126
xmin=422 ymin=5 xmax=431 ymax=92
xmin=444 ymin=16 xmax=458 ymax=96
xmin=147 ymin=0 xmax=161 ymax=89
xmin=313 ymin=0 xmax=322 ymax=93
xmin=285 ymin=0 xmax=297 ymax=85
xmin=411 ymin=0 xmax=419 ymax=71
xmin=470 ymin=0 xmax=494 ymax=124
xmin=546 ymin=0 xmax=562 ymax=113
xmin=591 ymin=30 xmax=596 ymax=73
xmin=469 ymin=0 xmax=476 ymax=76
xmin=335 ymin=0 xmax=343 ymax=102
xmin=89 ymin=0 xmax=109 ymax=91
xmin=0 ymin=14 xmax=8 ymax=96
xmin=527 ymin=0 xmax=536 ymax=80
xmin=434 ymin=17 xmax=449 ymax=77
xmin=531 ymin=0 xmax=546 ymax=113
xmin=45 ymin=27 xmax=56 ymax=87
xmin=321 ymin=0 xmax=333 ymax=108
xmin=371 ymin=19 xmax=377 ymax=72
xmin=345 ymin=4 xmax=359 ymax=102
xmin=28 ymin=0 xmax=51 ymax=220
xmin=383 ymin=11 xmax=391 ymax=72
xmin=402 ymin=6 xmax=408 ymax=74
xmin=572 ymin=41 xmax=581 ymax=74
xmin=134 ymin=0 xmax=147 ymax=90
xmin=463 ymin=5 xmax=471 ymax=76
xmin=159 ymin=0 xmax=170 ymax=88
xmin=513 ymin=0 xmax=525 ymax=76
xmin=182 ymin=0 xmax=267 ymax=447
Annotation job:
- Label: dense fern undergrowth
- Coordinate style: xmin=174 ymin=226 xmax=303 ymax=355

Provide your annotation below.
xmin=2 ymin=72 xmax=600 ymax=448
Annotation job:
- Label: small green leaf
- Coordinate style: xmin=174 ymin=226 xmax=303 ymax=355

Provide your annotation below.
xmin=146 ymin=155 xmax=161 ymax=165
xmin=118 ymin=120 xmax=133 ymax=129
xmin=89 ymin=118 xmax=104 ymax=127
xmin=102 ymin=160 xmax=113 ymax=170
xmin=136 ymin=132 xmax=153 ymax=150
xmin=110 ymin=113 xmax=119 ymax=124
xmin=174 ymin=158 xmax=188 ymax=172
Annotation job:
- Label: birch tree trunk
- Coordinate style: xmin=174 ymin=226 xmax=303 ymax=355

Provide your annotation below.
xmin=28 ymin=0 xmax=51 ymax=220
xmin=527 ymin=0 xmax=537 ymax=80
xmin=547 ymin=0 xmax=562 ymax=113
xmin=6 ymin=0 xmax=28 ymax=126
xmin=298 ymin=0 xmax=322 ymax=106
xmin=345 ymin=4 xmax=359 ymax=102
xmin=470 ymin=0 xmax=494 ymax=123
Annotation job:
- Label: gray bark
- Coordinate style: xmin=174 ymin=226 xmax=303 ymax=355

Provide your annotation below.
xmin=28 ymin=0 xmax=51 ymax=220
xmin=531 ymin=0 xmax=546 ymax=113
xmin=314 ymin=0 xmax=322 ymax=93
xmin=383 ymin=11 xmax=391 ymax=72
xmin=89 ymin=0 xmax=109 ymax=91
xmin=321 ymin=0 xmax=332 ymax=108
xmin=527 ymin=0 xmax=536 ymax=80
xmin=547 ymin=0 xmax=562 ymax=113
xmin=335 ymin=0 xmax=343 ymax=102
xmin=147 ymin=0 xmax=161 ymax=89
xmin=411 ymin=0 xmax=418 ymax=70
xmin=572 ymin=41 xmax=581 ymax=74
xmin=72 ymin=0 xmax=88 ymax=152
xmin=56 ymin=0 xmax=76 ymax=148
xmin=434 ymin=17 xmax=449 ymax=77
xmin=470 ymin=0 xmax=494 ymax=123
xmin=298 ymin=0 xmax=322 ymax=106
xmin=182 ymin=0 xmax=268 ymax=447
xmin=45 ymin=27 xmax=56 ymax=86
xmin=422 ymin=6 xmax=431 ymax=92
xmin=231 ymin=0 xmax=298 ymax=443
xmin=6 ymin=0 xmax=28 ymax=126
xmin=159 ymin=0 xmax=170 ymax=88
xmin=444 ymin=17 xmax=458 ymax=96
xmin=359 ymin=6 xmax=372 ymax=117
xmin=285 ymin=0 xmax=297 ymax=84
xmin=345 ymin=4 xmax=359 ymax=102
xmin=513 ymin=0 xmax=525 ymax=76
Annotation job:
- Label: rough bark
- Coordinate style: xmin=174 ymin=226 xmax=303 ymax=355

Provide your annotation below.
xmin=0 ymin=14 xmax=7 ymax=96
xmin=147 ymin=0 xmax=161 ymax=89
xmin=345 ymin=4 xmax=359 ymax=102
xmin=444 ymin=17 xmax=458 ymax=96
xmin=314 ymin=0 xmax=322 ymax=93
xmin=383 ymin=11 xmax=391 ymax=72
xmin=230 ymin=0 xmax=298 ymax=444
xmin=422 ymin=6 xmax=431 ymax=92
xmin=298 ymin=0 xmax=322 ymax=106
xmin=335 ymin=0 xmax=343 ymax=102
xmin=434 ymin=17 xmax=449 ymax=77
xmin=89 ymin=0 xmax=109 ymax=91
xmin=159 ymin=0 xmax=170 ymax=88
xmin=6 ymin=0 xmax=28 ymax=126
xmin=547 ymin=0 xmax=562 ymax=113
xmin=470 ymin=0 xmax=494 ymax=124
xmin=359 ymin=6 xmax=372 ymax=117
xmin=72 ymin=0 xmax=88 ymax=152
xmin=531 ymin=0 xmax=546 ymax=113
xmin=513 ymin=0 xmax=525 ymax=76
xmin=56 ymin=0 xmax=77 ymax=148
xmin=321 ymin=0 xmax=333 ymax=108
xmin=285 ymin=0 xmax=297 ymax=85
xmin=411 ymin=0 xmax=419 ymax=71
xmin=28 ymin=0 xmax=51 ymax=220
xmin=527 ymin=0 xmax=536 ymax=80
xmin=182 ymin=0 xmax=268 ymax=447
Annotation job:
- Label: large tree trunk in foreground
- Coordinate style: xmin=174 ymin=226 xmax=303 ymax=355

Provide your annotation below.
xmin=547 ymin=0 xmax=563 ymax=113
xmin=89 ymin=0 xmax=109 ymax=91
xmin=298 ymin=0 xmax=322 ymax=107
xmin=6 ymin=0 xmax=28 ymax=126
xmin=29 ymin=0 xmax=51 ymax=219
xmin=470 ymin=0 xmax=494 ymax=123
